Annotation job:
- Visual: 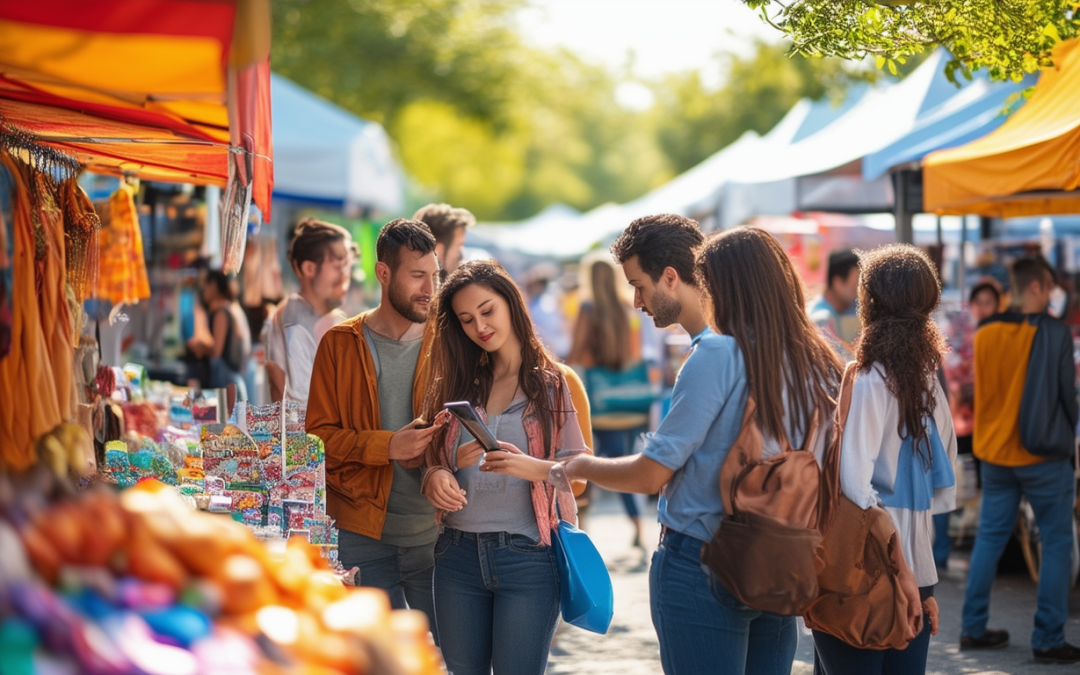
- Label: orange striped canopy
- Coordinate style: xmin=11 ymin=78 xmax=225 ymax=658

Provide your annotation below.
xmin=0 ymin=0 xmax=273 ymax=216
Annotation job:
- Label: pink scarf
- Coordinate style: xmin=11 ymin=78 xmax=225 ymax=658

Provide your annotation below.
xmin=429 ymin=392 xmax=581 ymax=546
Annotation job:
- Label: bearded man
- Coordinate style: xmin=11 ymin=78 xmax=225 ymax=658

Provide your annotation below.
xmin=307 ymin=218 xmax=442 ymax=637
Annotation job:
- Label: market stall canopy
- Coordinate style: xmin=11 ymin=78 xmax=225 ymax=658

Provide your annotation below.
xmin=863 ymin=74 xmax=1034 ymax=181
xmin=0 ymin=0 xmax=273 ymax=216
xmin=923 ymin=39 xmax=1080 ymax=217
xmin=472 ymin=203 xmax=617 ymax=260
xmin=714 ymin=50 xmax=986 ymax=226
xmin=271 ymin=74 xmax=403 ymax=214
xmin=682 ymin=91 xmax=868 ymax=219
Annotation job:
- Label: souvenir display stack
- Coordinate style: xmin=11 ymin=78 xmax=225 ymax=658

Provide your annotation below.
xmin=97 ymin=386 xmax=337 ymax=558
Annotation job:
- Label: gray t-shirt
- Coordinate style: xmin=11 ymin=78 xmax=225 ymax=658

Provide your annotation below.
xmin=362 ymin=325 xmax=437 ymax=547
xmin=444 ymin=388 xmax=587 ymax=541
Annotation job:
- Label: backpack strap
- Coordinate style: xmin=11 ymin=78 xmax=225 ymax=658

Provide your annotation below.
xmin=719 ymin=395 xmax=759 ymax=517
xmin=819 ymin=361 xmax=859 ymax=532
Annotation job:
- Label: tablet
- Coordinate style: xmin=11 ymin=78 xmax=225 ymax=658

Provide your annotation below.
xmin=443 ymin=401 xmax=501 ymax=452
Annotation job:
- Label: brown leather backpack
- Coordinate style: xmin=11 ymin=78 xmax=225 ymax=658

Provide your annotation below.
xmin=701 ymin=396 xmax=824 ymax=616
xmin=803 ymin=363 xmax=911 ymax=651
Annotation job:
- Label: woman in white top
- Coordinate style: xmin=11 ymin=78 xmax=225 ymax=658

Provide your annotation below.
xmin=813 ymin=244 xmax=957 ymax=675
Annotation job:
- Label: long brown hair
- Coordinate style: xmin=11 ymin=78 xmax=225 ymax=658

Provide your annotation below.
xmin=585 ymin=258 xmax=633 ymax=370
xmin=696 ymin=227 xmax=842 ymax=443
xmin=423 ymin=260 xmax=567 ymax=453
xmin=855 ymin=245 xmax=946 ymax=452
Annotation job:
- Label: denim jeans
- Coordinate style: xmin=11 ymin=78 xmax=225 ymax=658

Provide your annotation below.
xmin=960 ymin=459 xmax=1076 ymax=650
xmin=932 ymin=512 xmax=951 ymax=568
xmin=594 ymin=427 xmax=646 ymax=518
xmin=650 ymin=529 xmax=798 ymax=675
xmin=433 ymin=528 xmax=561 ymax=675
xmin=337 ymin=528 xmax=437 ymax=643
xmin=813 ymin=620 xmax=932 ymax=675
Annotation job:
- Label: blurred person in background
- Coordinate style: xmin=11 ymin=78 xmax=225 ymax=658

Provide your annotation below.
xmin=263 ymin=218 xmax=357 ymax=405
xmin=808 ymin=250 xmax=861 ymax=358
xmin=568 ymin=253 xmax=649 ymax=548
xmin=186 ymin=269 xmax=251 ymax=400
xmin=523 ymin=262 xmax=570 ymax=359
xmin=936 ymin=277 xmax=1003 ymax=568
xmin=960 ymin=255 xmax=1079 ymax=664
xmin=413 ymin=202 xmax=475 ymax=279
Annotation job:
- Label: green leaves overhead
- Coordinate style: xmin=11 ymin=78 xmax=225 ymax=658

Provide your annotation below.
xmin=747 ymin=0 xmax=1079 ymax=83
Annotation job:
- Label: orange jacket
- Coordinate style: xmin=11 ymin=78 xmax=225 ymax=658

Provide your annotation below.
xmin=973 ymin=314 xmax=1041 ymax=467
xmin=306 ymin=311 xmax=432 ymax=539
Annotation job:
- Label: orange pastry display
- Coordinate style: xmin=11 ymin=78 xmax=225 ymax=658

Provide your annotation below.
xmin=3 ymin=478 xmax=447 ymax=675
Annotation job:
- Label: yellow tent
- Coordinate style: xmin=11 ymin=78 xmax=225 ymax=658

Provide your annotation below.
xmin=923 ymin=40 xmax=1080 ymax=217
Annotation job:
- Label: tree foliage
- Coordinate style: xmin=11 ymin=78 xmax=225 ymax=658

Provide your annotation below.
xmin=747 ymin=0 xmax=1079 ymax=82
xmin=272 ymin=1 xmax=868 ymax=220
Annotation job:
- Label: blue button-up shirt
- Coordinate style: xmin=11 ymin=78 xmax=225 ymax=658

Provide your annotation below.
xmin=643 ymin=329 xmax=749 ymax=543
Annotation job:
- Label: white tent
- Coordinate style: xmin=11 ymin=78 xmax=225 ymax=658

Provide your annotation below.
xmin=271 ymin=74 xmax=404 ymax=214
xmin=709 ymin=51 xmax=988 ymax=227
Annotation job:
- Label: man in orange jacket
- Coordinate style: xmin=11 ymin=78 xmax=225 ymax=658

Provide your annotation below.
xmin=306 ymin=218 xmax=442 ymax=634
xmin=960 ymin=255 xmax=1079 ymax=664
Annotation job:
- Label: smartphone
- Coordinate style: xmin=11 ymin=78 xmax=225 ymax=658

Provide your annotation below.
xmin=443 ymin=401 xmax=501 ymax=452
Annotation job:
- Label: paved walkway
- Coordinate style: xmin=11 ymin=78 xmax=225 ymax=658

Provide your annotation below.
xmin=547 ymin=491 xmax=1080 ymax=675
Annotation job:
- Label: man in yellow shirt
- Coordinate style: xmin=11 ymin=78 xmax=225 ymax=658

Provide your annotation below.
xmin=960 ymin=255 xmax=1079 ymax=664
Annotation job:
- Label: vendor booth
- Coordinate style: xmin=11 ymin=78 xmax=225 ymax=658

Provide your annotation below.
xmin=0 ymin=3 xmax=445 ymax=673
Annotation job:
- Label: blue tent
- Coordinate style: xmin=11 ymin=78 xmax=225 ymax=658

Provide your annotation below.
xmin=862 ymin=74 xmax=1036 ymax=181
xmin=271 ymin=74 xmax=404 ymax=213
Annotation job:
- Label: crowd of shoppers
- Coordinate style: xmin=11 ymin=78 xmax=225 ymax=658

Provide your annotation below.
xmin=238 ymin=202 xmax=1080 ymax=675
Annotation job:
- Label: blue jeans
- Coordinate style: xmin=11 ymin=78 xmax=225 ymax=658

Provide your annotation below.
xmin=813 ymin=620 xmax=932 ymax=675
xmin=650 ymin=529 xmax=798 ymax=675
xmin=337 ymin=528 xmax=437 ymax=642
xmin=932 ymin=512 xmax=951 ymax=568
xmin=594 ymin=427 xmax=646 ymax=518
xmin=433 ymin=528 xmax=561 ymax=675
xmin=961 ymin=459 xmax=1076 ymax=650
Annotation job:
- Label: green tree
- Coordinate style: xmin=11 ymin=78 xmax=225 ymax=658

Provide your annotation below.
xmin=747 ymin=0 xmax=1079 ymax=82
xmin=272 ymin=0 xmax=525 ymax=128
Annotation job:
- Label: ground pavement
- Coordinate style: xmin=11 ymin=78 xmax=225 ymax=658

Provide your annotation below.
xmin=546 ymin=490 xmax=1080 ymax=675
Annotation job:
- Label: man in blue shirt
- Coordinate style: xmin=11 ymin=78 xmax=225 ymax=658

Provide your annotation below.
xmin=566 ymin=214 xmax=764 ymax=674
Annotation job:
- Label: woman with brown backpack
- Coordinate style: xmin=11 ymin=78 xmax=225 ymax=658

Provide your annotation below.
xmin=811 ymin=245 xmax=957 ymax=675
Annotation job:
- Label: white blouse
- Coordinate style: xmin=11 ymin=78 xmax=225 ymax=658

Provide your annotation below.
xmin=840 ymin=364 xmax=958 ymax=588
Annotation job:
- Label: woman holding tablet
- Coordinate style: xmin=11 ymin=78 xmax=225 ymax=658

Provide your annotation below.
xmin=420 ymin=260 xmax=590 ymax=675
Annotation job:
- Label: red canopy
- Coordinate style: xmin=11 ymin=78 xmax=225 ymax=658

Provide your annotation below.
xmin=0 ymin=0 xmax=273 ymax=216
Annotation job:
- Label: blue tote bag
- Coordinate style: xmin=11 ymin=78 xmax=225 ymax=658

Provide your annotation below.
xmin=550 ymin=518 xmax=614 ymax=634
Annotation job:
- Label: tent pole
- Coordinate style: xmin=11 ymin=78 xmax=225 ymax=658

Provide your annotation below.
xmin=959 ymin=215 xmax=968 ymax=297
xmin=893 ymin=170 xmax=914 ymax=244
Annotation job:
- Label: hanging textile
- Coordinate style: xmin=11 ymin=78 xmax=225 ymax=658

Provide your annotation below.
xmin=0 ymin=164 xmax=11 ymax=360
xmin=53 ymin=177 xmax=102 ymax=345
xmin=94 ymin=180 xmax=150 ymax=306
xmin=59 ymin=177 xmax=100 ymax=307
xmin=0 ymin=148 xmax=75 ymax=469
